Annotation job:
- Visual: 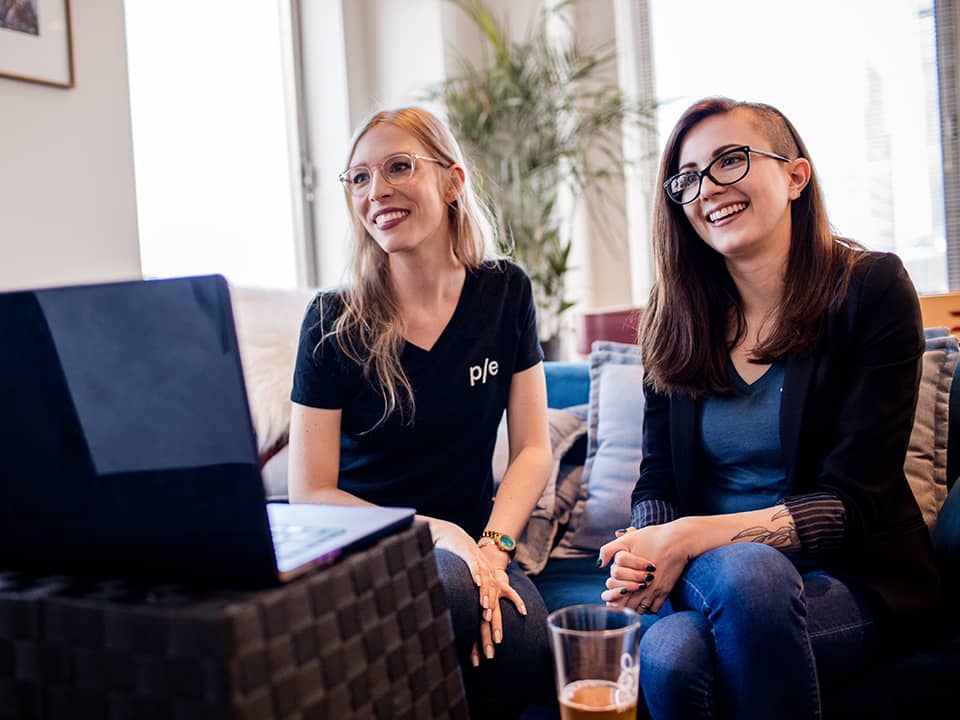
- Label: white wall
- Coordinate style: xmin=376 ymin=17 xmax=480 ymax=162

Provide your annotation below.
xmin=566 ymin=0 xmax=634 ymax=311
xmin=0 ymin=0 xmax=139 ymax=291
xmin=299 ymin=0 xmax=353 ymax=289
xmin=342 ymin=0 xmax=449 ymax=124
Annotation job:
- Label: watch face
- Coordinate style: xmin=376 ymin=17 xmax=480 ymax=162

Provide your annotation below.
xmin=499 ymin=535 xmax=517 ymax=551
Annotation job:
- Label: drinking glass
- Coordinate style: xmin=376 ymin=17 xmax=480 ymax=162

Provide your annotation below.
xmin=546 ymin=603 xmax=642 ymax=720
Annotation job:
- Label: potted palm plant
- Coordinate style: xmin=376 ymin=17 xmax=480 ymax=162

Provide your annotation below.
xmin=427 ymin=0 xmax=652 ymax=356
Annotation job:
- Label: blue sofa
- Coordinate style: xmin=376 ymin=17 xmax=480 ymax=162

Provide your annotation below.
xmin=531 ymin=358 xmax=960 ymax=719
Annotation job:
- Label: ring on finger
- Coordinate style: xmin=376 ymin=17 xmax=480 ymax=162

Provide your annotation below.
xmin=637 ymin=602 xmax=650 ymax=614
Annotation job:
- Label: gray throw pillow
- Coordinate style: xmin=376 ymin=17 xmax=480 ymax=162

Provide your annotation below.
xmin=906 ymin=328 xmax=960 ymax=532
xmin=554 ymin=341 xmax=643 ymax=555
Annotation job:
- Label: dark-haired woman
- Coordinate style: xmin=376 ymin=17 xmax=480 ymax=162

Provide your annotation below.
xmin=598 ymin=97 xmax=938 ymax=719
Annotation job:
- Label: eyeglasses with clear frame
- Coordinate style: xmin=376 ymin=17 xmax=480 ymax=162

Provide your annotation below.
xmin=663 ymin=145 xmax=792 ymax=205
xmin=338 ymin=152 xmax=447 ymax=196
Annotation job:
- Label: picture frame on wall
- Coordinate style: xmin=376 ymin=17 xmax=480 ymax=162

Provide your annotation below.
xmin=0 ymin=0 xmax=74 ymax=88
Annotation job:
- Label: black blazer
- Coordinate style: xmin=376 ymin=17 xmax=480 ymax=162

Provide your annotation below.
xmin=632 ymin=252 xmax=939 ymax=613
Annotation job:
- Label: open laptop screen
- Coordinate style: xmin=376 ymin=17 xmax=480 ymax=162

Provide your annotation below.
xmin=0 ymin=275 xmax=278 ymax=586
xmin=35 ymin=277 xmax=256 ymax=473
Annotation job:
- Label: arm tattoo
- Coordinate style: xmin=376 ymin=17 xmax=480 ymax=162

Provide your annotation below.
xmin=770 ymin=506 xmax=792 ymax=521
xmin=731 ymin=507 xmax=799 ymax=549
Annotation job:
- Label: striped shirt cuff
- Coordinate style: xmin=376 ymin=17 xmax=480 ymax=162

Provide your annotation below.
xmin=631 ymin=499 xmax=679 ymax=529
xmin=782 ymin=492 xmax=846 ymax=554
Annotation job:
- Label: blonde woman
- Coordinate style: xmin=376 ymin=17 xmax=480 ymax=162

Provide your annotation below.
xmin=288 ymin=107 xmax=554 ymax=718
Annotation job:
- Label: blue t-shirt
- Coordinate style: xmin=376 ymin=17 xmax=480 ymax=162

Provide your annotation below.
xmin=698 ymin=360 xmax=787 ymax=515
xmin=290 ymin=261 xmax=543 ymax=538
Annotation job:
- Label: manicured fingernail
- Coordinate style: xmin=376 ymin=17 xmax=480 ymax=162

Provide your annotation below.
xmin=482 ymin=595 xmax=489 ymax=609
xmin=494 ymin=630 xmax=502 ymax=644
xmin=473 ymin=574 xmax=481 ymax=586
xmin=484 ymin=608 xmax=493 ymax=622
xmin=646 ymin=564 xmax=656 ymax=572
xmin=619 ymin=587 xmax=631 ymax=595
xmin=485 ymin=644 xmax=494 ymax=659
xmin=596 ymin=558 xmax=603 ymax=568
xmin=636 ymin=582 xmax=648 ymax=591
xmin=645 ymin=573 xmax=655 ymax=582
xmin=471 ymin=652 xmax=480 ymax=667
xmin=616 ymin=528 xmax=628 ymax=534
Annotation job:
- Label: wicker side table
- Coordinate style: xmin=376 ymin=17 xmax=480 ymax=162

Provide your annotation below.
xmin=0 ymin=522 xmax=468 ymax=720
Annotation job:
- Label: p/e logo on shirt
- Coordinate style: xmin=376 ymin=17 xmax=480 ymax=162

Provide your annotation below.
xmin=469 ymin=357 xmax=499 ymax=387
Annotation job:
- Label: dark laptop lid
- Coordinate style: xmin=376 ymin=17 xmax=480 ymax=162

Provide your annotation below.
xmin=0 ymin=275 xmax=279 ymax=586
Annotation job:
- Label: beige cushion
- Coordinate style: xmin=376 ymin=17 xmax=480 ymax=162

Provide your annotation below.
xmin=905 ymin=329 xmax=960 ymax=532
xmin=229 ymin=284 xmax=317 ymax=456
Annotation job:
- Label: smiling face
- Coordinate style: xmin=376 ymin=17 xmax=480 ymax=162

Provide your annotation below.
xmin=677 ymin=108 xmax=809 ymax=265
xmin=347 ymin=122 xmax=462 ymax=260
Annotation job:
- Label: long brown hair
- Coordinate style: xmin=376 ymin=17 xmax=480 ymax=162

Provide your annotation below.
xmin=322 ymin=107 xmax=499 ymax=429
xmin=641 ymin=97 xmax=863 ymax=396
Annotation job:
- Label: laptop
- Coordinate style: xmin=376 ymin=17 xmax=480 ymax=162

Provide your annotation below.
xmin=0 ymin=274 xmax=414 ymax=587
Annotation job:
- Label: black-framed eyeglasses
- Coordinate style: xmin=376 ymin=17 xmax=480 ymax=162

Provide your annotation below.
xmin=663 ymin=146 xmax=792 ymax=205
xmin=338 ymin=152 xmax=446 ymax=196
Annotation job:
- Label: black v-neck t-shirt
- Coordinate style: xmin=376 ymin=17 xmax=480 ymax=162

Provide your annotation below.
xmin=290 ymin=261 xmax=543 ymax=538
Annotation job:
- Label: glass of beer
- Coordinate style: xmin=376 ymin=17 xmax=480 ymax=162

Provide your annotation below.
xmin=546 ymin=604 xmax=642 ymax=720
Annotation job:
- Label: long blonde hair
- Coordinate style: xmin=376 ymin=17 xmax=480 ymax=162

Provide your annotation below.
xmin=323 ymin=107 xmax=499 ymax=429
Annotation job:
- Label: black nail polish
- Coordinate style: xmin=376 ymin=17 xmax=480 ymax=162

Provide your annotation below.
xmin=645 ymin=573 xmax=655 ymax=582
xmin=616 ymin=528 xmax=628 ymax=534
xmin=619 ymin=587 xmax=631 ymax=595
xmin=636 ymin=582 xmax=648 ymax=591
xmin=596 ymin=558 xmax=603 ymax=568
xmin=646 ymin=564 xmax=657 ymax=572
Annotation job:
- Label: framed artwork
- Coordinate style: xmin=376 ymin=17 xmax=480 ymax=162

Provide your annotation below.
xmin=0 ymin=0 xmax=74 ymax=88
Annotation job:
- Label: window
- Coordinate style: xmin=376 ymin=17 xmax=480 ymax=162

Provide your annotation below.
xmin=124 ymin=1 xmax=302 ymax=289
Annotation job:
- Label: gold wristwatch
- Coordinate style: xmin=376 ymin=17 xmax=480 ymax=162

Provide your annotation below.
xmin=479 ymin=530 xmax=517 ymax=554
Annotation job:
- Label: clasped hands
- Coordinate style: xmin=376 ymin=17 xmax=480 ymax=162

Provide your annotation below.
xmin=598 ymin=521 xmax=690 ymax=615
xmin=432 ymin=520 xmax=527 ymax=666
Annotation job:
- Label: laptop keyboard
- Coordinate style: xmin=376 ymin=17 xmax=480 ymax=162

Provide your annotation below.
xmin=271 ymin=523 xmax=346 ymax=557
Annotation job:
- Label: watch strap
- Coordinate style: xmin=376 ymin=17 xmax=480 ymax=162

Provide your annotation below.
xmin=480 ymin=530 xmax=517 ymax=554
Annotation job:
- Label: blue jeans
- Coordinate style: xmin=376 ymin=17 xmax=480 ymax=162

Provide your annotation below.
xmin=435 ymin=549 xmax=554 ymax=719
xmin=640 ymin=543 xmax=881 ymax=720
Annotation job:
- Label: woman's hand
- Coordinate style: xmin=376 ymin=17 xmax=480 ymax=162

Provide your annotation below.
xmin=473 ymin=543 xmax=527 ymax=664
xmin=430 ymin=520 xmax=527 ymax=665
xmin=597 ymin=520 xmax=694 ymax=615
